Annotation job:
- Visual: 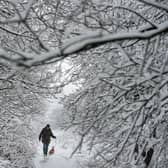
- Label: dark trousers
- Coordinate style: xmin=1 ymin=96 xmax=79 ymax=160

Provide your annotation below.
xmin=43 ymin=143 xmax=49 ymax=155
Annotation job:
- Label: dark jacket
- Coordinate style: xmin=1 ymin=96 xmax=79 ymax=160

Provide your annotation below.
xmin=39 ymin=126 xmax=56 ymax=144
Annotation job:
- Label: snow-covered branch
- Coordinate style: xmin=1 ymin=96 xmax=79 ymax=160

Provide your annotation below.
xmin=0 ymin=20 xmax=168 ymax=67
xmin=138 ymin=0 xmax=168 ymax=12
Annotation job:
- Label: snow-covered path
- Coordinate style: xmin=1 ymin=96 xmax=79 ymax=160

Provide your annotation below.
xmin=34 ymin=131 xmax=79 ymax=168
xmin=33 ymin=102 xmax=79 ymax=168
xmin=36 ymin=155 xmax=76 ymax=168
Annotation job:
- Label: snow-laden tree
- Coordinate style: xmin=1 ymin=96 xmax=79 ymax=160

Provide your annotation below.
xmin=0 ymin=64 xmax=64 ymax=167
xmin=0 ymin=0 xmax=168 ymax=67
xmin=0 ymin=23 xmax=63 ymax=167
xmin=0 ymin=1 xmax=68 ymax=167
xmin=60 ymin=1 xmax=168 ymax=168
xmin=1 ymin=0 xmax=168 ymax=168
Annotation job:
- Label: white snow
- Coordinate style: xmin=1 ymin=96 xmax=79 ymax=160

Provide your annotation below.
xmin=33 ymin=101 xmax=80 ymax=168
xmin=0 ymin=157 xmax=10 ymax=168
xmin=34 ymin=133 xmax=78 ymax=168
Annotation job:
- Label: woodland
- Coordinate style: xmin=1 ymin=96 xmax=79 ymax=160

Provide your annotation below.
xmin=0 ymin=0 xmax=168 ymax=168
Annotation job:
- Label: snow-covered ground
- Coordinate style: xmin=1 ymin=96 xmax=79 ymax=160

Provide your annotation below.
xmin=34 ymin=130 xmax=79 ymax=168
xmin=33 ymin=101 xmax=80 ymax=168
xmin=0 ymin=157 xmax=10 ymax=168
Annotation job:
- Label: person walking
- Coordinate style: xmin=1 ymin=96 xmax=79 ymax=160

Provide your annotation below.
xmin=39 ymin=124 xmax=56 ymax=158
